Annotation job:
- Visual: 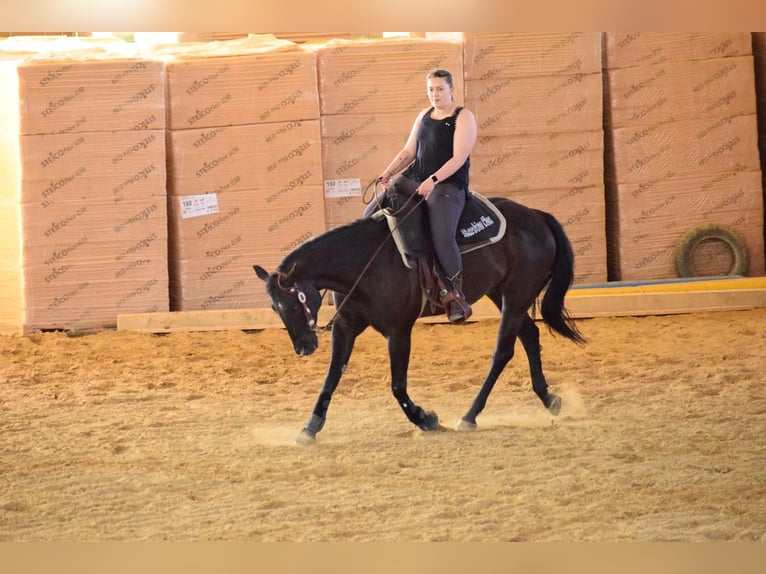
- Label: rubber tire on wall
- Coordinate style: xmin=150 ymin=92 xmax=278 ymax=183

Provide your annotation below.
xmin=673 ymin=224 xmax=749 ymax=277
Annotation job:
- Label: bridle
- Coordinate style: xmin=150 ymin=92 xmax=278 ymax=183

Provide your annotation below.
xmin=276 ymin=268 xmax=317 ymax=331
xmin=274 ymin=179 xmax=425 ymax=333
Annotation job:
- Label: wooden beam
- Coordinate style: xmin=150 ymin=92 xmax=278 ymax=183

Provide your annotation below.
xmin=568 ymin=276 xmax=766 ymax=295
xmin=116 ymin=308 xmax=290 ymax=332
xmin=117 ymin=277 xmax=766 ymax=333
xmin=564 ymin=288 xmax=766 ymax=318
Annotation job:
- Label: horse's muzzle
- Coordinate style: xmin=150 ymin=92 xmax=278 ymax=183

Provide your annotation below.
xmin=294 ymin=334 xmax=318 ymax=356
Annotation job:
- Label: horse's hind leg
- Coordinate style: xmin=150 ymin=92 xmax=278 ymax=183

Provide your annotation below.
xmin=518 ymin=315 xmax=561 ymax=415
xmin=457 ymin=307 xmax=524 ymax=431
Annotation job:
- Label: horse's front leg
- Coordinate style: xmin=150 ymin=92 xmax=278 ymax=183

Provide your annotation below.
xmin=297 ymin=318 xmax=361 ymax=444
xmin=388 ymin=331 xmax=440 ymax=431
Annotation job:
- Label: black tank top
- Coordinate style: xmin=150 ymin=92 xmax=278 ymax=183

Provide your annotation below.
xmin=404 ymin=106 xmax=470 ymax=190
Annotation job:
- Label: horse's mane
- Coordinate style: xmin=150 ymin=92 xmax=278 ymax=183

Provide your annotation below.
xmin=278 ymin=216 xmax=383 ymax=273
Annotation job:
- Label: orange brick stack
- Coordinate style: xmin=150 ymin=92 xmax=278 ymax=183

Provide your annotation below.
xmin=161 ymin=37 xmax=325 ymax=311
xmin=753 ymin=32 xmax=766 ymax=240
xmin=603 ymin=32 xmax=764 ymax=280
xmin=0 ymin=38 xmax=168 ymax=333
xmin=315 ymin=37 xmax=463 ymax=228
xmin=462 ymin=33 xmax=607 ymax=285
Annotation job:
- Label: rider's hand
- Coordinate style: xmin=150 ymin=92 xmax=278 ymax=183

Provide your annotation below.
xmin=378 ymin=173 xmax=392 ymax=188
xmin=416 ymin=178 xmax=436 ymax=199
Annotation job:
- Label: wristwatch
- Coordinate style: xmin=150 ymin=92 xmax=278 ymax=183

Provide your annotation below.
xmin=431 ymin=174 xmax=438 ymax=183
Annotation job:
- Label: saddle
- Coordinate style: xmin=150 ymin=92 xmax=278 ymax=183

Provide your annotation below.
xmin=372 ymin=190 xmax=506 ymax=316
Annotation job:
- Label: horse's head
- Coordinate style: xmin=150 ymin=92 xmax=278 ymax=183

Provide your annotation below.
xmin=254 ymin=264 xmax=321 ymax=356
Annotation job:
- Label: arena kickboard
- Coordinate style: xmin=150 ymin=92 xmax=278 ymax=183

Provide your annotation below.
xmin=116 ymin=276 xmax=766 ymax=333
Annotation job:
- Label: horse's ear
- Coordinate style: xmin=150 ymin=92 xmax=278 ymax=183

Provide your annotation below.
xmin=253 ymin=265 xmax=270 ymax=282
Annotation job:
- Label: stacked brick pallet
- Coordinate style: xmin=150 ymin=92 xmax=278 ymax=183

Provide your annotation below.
xmin=4 ymin=33 xmax=766 ymax=335
xmin=160 ymin=37 xmax=325 ymax=311
xmin=315 ymin=37 xmax=463 ymax=228
xmin=462 ymin=33 xmax=607 ymax=285
xmin=0 ymin=39 xmax=168 ymax=334
xmin=753 ymin=32 xmax=766 ymax=238
xmin=603 ymin=32 xmax=765 ymax=280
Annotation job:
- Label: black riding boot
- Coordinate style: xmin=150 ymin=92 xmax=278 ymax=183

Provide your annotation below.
xmin=441 ymin=271 xmax=472 ymax=324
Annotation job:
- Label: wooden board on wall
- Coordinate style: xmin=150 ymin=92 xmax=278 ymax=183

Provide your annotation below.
xmin=117 ymin=277 xmax=766 ymax=333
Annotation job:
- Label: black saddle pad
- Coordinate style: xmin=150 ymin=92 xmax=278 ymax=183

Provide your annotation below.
xmin=456 ymin=191 xmax=506 ymax=250
xmin=381 ymin=191 xmax=506 ymax=269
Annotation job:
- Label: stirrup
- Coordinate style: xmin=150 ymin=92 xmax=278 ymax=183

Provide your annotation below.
xmin=440 ymin=287 xmax=472 ymax=324
xmin=448 ymin=298 xmax=472 ymax=323
xmin=441 ymin=270 xmax=472 ymax=324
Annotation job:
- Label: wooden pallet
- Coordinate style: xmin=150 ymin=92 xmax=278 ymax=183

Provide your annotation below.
xmin=116 ymin=276 xmax=766 ymax=333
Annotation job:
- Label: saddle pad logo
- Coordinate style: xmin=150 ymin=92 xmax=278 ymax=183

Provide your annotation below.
xmin=459 ymin=215 xmax=495 ymax=239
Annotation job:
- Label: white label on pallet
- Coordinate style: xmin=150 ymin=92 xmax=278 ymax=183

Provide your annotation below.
xmin=179 ymin=193 xmax=220 ymax=219
xmin=324 ymin=178 xmax=362 ymax=198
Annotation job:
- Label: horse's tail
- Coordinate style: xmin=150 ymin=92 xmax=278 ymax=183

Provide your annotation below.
xmin=538 ymin=210 xmax=586 ymax=345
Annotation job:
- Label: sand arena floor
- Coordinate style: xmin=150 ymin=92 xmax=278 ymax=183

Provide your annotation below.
xmin=1 ymin=309 xmax=765 ymax=541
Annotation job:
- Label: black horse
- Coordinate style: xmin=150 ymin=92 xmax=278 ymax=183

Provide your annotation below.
xmin=254 ymin=196 xmax=585 ymax=444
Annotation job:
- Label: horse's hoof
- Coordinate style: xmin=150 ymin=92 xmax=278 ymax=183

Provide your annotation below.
xmin=294 ymin=430 xmax=316 ymax=445
xmin=456 ymin=419 xmax=477 ymax=432
xmin=419 ymin=410 xmax=440 ymax=432
xmin=547 ymin=394 xmax=562 ymax=416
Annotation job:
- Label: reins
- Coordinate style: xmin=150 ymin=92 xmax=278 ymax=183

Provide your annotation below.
xmin=319 ymin=179 xmax=425 ymax=331
xmin=277 ymin=178 xmax=426 ymax=333
xmin=361 ymin=174 xmax=422 ymax=219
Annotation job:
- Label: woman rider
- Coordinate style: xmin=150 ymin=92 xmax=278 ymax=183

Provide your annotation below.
xmin=375 ymin=68 xmax=477 ymax=323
